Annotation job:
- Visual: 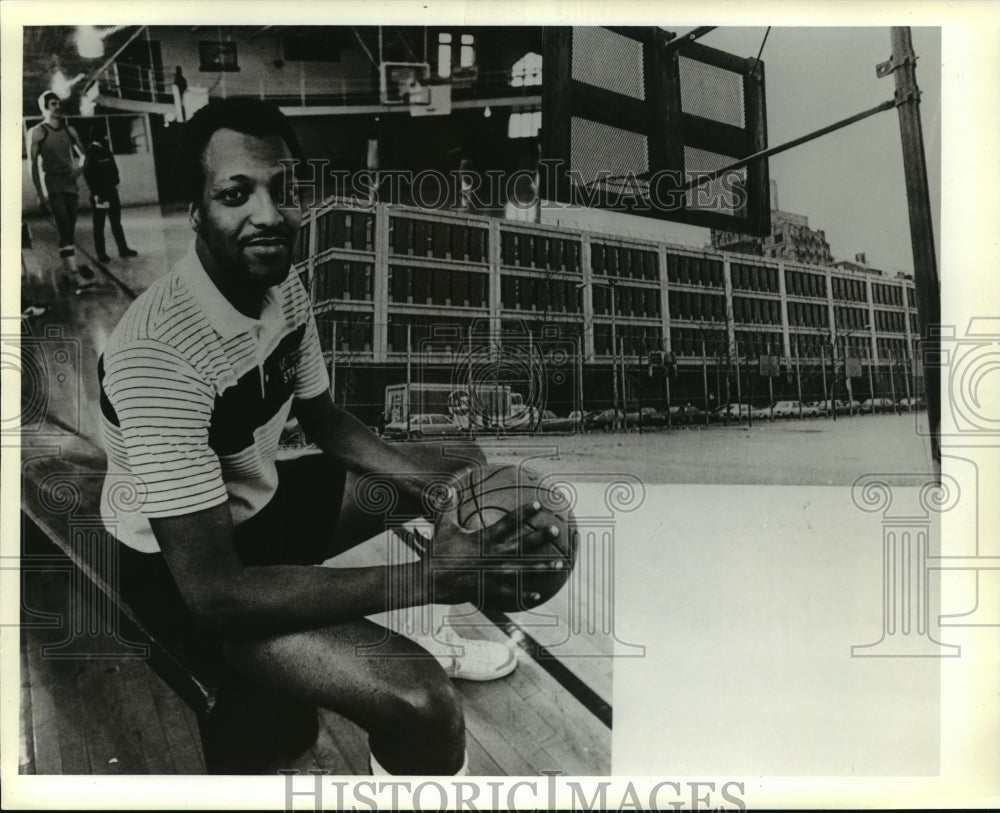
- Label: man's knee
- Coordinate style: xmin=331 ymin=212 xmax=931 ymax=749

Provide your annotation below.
xmin=385 ymin=670 xmax=463 ymax=737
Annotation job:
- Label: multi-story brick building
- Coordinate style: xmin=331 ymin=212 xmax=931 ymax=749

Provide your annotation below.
xmin=710 ymin=181 xmax=834 ymax=265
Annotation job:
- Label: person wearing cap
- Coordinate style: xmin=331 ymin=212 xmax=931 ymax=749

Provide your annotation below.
xmin=83 ymin=124 xmax=138 ymax=263
xmin=29 ymin=91 xmax=96 ymax=292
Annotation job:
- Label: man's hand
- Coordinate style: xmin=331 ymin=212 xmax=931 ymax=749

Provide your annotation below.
xmin=425 ymin=499 xmax=563 ymax=607
xmin=37 ymin=195 xmax=49 ymax=213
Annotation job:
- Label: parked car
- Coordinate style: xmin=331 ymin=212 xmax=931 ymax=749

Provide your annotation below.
xmin=655 ymin=404 xmax=704 ymax=426
xmin=771 ymin=400 xmax=807 ymax=419
xmin=623 ymin=406 xmax=661 ymax=427
xmin=749 ymin=403 xmax=773 ymax=421
xmin=801 ymin=401 xmax=826 ymax=418
xmin=568 ymin=410 xmax=598 ymax=429
xmin=711 ymin=403 xmax=751 ymax=422
xmin=383 ymin=412 xmax=460 ymax=439
xmin=859 ymin=397 xmax=896 ymax=414
xmin=590 ymin=408 xmax=625 ymax=430
xmin=833 ymin=399 xmax=861 ymax=415
xmin=539 ymin=410 xmax=576 ymax=432
xmin=897 ymin=396 xmax=926 ymax=412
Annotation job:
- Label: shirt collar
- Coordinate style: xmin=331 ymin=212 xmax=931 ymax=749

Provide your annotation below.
xmin=179 ymin=239 xmax=284 ymax=339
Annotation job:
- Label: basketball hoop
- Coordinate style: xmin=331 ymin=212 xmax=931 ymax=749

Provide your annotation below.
xmin=409 ymin=83 xmax=452 ymax=117
xmin=380 ymin=61 xmax=431 ymax=105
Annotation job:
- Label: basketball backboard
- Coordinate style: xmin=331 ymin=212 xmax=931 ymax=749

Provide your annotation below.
xmin=540 ymin=27 xmax=771 ymax=236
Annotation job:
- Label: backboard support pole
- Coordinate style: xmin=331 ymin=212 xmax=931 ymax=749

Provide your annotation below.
xmin=879 ymin=27 xmax=941 ymax=470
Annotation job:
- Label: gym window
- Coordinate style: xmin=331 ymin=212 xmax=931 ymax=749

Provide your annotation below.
xmin=511 ymin=52 xmax=542 ymax=87
xmin=437 ymin=33 xmax=452 ymax=78
xmin=460 ymin=34 xmax=475 ymax=68
xmin=508 ymin=110 xmax=542 ymax=139
xmin=438 ymin=32 xmax=476 ymax=78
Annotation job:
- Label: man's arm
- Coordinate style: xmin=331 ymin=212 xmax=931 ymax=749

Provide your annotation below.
xmin=294 ymin=390 xmax=461 ymax=505
xmin=150 ymin=494 xmax=553 ymax=635
xmin=29 ymin=131 xmax=46 ymax=205
xmin=68 ymin=126 xmax=87 ymax=179
xmin=150 ymin=503 xmax=430 ymax=634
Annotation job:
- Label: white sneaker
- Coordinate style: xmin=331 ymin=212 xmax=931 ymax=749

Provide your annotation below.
xmin=21 ymin=303 xmax=48 ymax=319
xmin=421 ymin=625 xmax=518 ymax=682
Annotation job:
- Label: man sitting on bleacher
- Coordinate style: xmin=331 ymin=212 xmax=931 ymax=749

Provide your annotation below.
xmin=97 ymin=98 xmax=560 ymax=776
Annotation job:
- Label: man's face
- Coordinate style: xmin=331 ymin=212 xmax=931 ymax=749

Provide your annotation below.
xmin=191 ymin=128 xmax=301 ymax=293
xmin=45 ymin=98 xmax=62 ymax=119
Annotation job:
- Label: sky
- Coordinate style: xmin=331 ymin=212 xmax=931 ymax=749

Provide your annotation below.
xmin=550 ymin=26 xmax=941 ymax=276
xmin=705 ymin=26 xmax=941 ymax=274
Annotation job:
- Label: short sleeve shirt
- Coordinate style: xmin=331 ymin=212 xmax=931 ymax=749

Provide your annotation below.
xmin=99 ymin=241 xmax=329 ymax=552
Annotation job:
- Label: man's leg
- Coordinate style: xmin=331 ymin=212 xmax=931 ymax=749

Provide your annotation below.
xmin=49 ymin=186 xmax=94 ymax=288
xmin=92 ymin=197 xmax=109 ymax=261
xmin=326 ymin=442 xmax=517 ymax=681
xmin=222 ymin=620 xmax=466 ymax=775
xmin=107 ymin=189 xmax=136 ymax=256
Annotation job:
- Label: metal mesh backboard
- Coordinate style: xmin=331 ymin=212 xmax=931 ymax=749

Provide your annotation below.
xmin=541 ymin=27 xmax=770 ymax=236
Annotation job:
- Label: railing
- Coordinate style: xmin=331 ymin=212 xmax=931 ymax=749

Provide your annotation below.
xmin=98 ymin=62 xmax=540 ymax=111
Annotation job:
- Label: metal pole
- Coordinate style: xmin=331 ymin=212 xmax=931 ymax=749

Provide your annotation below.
xmin=675 ymin=99 xmax=898 ymax=195
xmin=609 ymin=284 xmax=620 ymax=431
xmin=886 ymin=350 xmax=899 ymax=415
xmin=882 ymin=27 xmax=941 ymax=467
xmin=902 ymin=344 xmax=912 ymax=404
xmin=665 ymin=371 xmax=672 ymax=427
xmin=83 ymin=26 xmax=149 ymax=91
xmin=866 ymin=345 xmax=876 ymax=411
xmin=495 ymin=337 xmax=501 ymax=436
xmin=701 ymin=334 xmax=710 ymax=426
xmin=619 ymin=335 xmax=628 ymax=431
xmin=827 ymin=340 xmax=836 ymax=422
xmin=468 ymin=325 xmax=476 ymax=438
xmin=330 ymin=320 xmax=337 ymax=403
xmin=662 ymin=26 xmax=718 ymax=52
xmin=845 ymin=339 xmax=855 ymax=416
xmin=795 ymin=342 xmax=804 ymax=415
xmin=577 ymin=333 xmax=585 ymax=432
xmin=768 ymin=374 xmax=774 ymax=421
xmin=734 ymin=341 xmax=743 ymax=422
xmin=638 ymin=352 xmax=644 ymax=434
xmin=406 ymin=323 xmax=412 ymax=438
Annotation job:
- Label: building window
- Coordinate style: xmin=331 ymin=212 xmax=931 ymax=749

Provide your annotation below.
xmin=437 ymin=33 xmax=452 ymax=78
xmin=511 ymin=52 xmax=542 ymax=87
xmin=461 ymin=34 xmax=475 ymax=68
xmin=438 ymin=31 xmax=476 ymax=78
xmin=508 ymin=110 xmax=542 ymax=139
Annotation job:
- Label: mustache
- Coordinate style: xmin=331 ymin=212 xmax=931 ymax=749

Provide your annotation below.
xmin=240 ymin=229 xmax=294 ymax=246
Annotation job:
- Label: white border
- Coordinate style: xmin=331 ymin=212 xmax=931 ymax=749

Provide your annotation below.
xmin=2 ymin=1 xmax=998 ymax=809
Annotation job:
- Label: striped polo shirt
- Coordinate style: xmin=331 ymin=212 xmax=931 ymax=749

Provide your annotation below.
xmin=99 ymin=240 xmax=329 ymax=552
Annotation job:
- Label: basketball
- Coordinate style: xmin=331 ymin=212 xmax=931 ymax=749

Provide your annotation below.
xmin=450 ymin=463 xmax=578 ymax=611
